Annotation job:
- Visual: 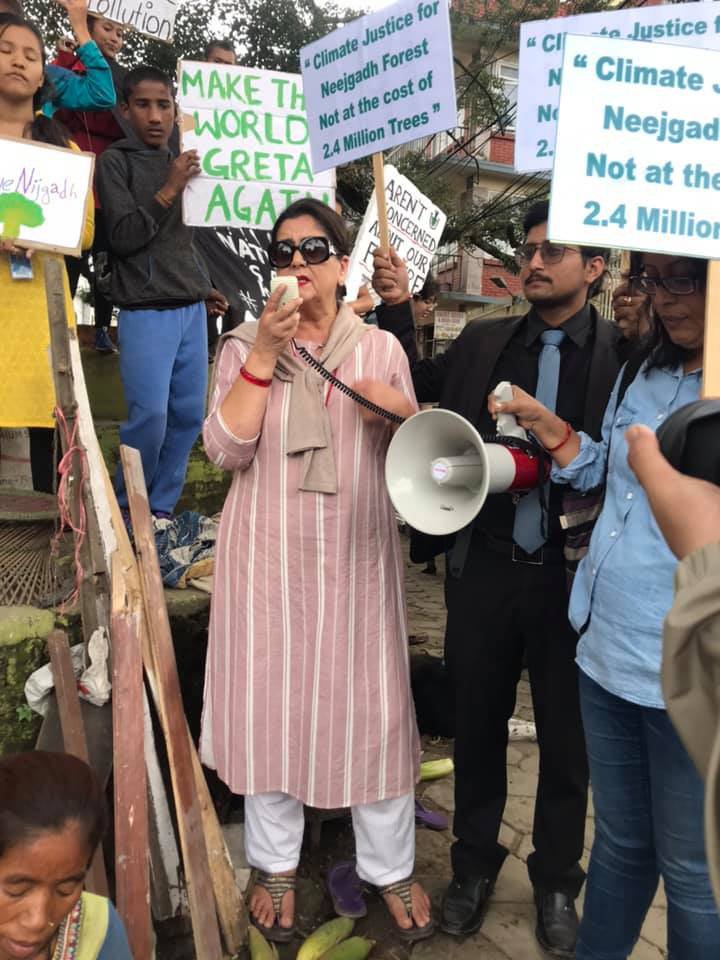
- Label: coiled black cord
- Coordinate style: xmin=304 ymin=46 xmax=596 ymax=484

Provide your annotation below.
xmin=294 ymin=342 xmax=406 ymax=424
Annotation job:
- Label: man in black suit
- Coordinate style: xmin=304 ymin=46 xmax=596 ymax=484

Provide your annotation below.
xmin=373 ymin=201 xmax=621 ymax=956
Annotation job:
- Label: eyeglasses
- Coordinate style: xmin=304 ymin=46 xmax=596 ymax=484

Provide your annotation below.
xmin=514 ymin=241 xmax=579 ymax=267
xmin=268 ymin=236 xmax=338 ymax=269
xmin=635 ymin=275 xmax=701 ymax=296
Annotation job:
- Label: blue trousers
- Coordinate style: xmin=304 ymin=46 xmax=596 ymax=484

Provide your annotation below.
xmin=577 ymin=671 xmax=720 ymax=959
xmin=115 ymin=303 xmax=207 ymax=515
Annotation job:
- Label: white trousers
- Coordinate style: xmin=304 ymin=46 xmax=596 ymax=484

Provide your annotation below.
xmin=244 ymin=791 xmax=415 ymax=886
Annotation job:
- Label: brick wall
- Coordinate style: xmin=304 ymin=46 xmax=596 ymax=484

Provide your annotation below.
xmin=481 ymin=259 xmax=522 ymax=299
xmin=489 ymin=134 xmax=515 ymax=166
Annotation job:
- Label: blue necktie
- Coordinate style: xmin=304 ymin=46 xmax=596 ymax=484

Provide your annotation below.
xmin=512 ymin=329 xmax=566 ymax=554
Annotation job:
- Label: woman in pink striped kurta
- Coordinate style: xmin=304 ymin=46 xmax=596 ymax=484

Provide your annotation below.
xmin=200 ymin=200 xmax=433 ymax=943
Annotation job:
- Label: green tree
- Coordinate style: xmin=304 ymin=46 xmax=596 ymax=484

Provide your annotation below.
xmin=25 ymin=0 xmax=357 ymax=73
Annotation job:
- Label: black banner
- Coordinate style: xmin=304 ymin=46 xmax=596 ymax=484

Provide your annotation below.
xmin=194 ymin=226 xmax=272 ymax=327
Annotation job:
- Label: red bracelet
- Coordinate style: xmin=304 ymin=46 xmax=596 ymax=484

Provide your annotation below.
xmin=240 ymin=365 xmax=272 ymax=388
xmin=544 ymin=420 xmax=573 ymax=453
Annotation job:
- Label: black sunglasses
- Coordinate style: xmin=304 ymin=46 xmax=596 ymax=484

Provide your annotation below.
xmin=635 ymin=275 xmax=701 ymax=296
xmin=268 ymin=236 xmax=338 ymax=269
xmin=514 ymin=241 xmax=580 ymax=266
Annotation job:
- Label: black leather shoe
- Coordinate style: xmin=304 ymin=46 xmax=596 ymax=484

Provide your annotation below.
xmin=441 ymin=874 xmax=495 ymax=937
xmin=534 ymin=890 xmax=579 ymax=957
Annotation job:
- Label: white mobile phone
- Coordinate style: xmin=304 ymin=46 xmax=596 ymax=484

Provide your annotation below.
xmin=271 ymin=275 xmax=299 ymax=305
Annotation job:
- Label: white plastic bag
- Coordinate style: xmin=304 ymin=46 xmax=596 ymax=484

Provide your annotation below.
xmin=78 ymin=627 xmax=111 ymax=707
xmin=24 ymin=627 xmax=111 ymax=716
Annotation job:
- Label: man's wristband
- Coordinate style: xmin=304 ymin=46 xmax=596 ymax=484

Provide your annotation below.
xmin=155 ymin=190 xmax=174 ymax=208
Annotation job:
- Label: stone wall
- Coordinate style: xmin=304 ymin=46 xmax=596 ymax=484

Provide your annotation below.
xmin=0 ymin=607 xmax=54 ymax=754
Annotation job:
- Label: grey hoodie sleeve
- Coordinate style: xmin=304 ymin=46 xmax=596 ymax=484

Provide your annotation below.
xmin=97 ymin=150 xmax=173 ymax=257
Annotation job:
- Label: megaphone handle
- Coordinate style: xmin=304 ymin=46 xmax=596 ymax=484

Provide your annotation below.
xmin=494 ymin=381 xmax=527 ymax=440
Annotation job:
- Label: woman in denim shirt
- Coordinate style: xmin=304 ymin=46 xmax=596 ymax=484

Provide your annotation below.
xmin=489 ymin=253 xmax=719 ymax=959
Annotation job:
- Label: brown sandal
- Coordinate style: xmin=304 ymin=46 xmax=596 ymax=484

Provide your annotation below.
xmin=249 ymin=870 xmax=296 ymax=943
xmin=375 ymin=877 xmax=435 ymax=942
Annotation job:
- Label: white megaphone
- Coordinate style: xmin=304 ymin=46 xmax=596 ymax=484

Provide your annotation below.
xmin=385 ymin=382 xmax=547 ymax=536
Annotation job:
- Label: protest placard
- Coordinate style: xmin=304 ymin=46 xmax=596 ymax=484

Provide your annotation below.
xmin=194 ymin=227 xmax=272 ymax=322
xmin=517 ymin=0 xmax=720 ymax=172
xmin=300 ymin=0 xmax=456 ymax=172
xmin=0 ymin=138 xmax=93 ymax=256
xmin=548 ymin=34 xmax=720 ymax=261
xmin=345 ymin=165 xmax=446 ymax=299
xmin=88 ymin=0 xmax=177 ymax=42
xmin=177 ymin=61 xmax=335 ymax=231
xmin=433 ymin=310 xmax=466 ymax=340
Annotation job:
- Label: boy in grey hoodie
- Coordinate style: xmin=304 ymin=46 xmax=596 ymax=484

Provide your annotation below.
xmin=97 ymin=65 xmax=227 ymax=517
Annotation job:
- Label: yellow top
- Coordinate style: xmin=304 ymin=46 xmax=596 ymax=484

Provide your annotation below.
xmin=0 ymin=141 xmax=94 ymax=428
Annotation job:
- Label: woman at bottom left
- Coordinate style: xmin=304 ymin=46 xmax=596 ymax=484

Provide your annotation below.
xmin=0 ymin=751 xmax=132 ymax=960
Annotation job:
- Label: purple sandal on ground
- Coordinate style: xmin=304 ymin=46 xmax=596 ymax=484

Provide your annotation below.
xmin=415 ymin=798 xmax=449 ymax=831
xmin=327 ymin=860 xmax=368 ymax=918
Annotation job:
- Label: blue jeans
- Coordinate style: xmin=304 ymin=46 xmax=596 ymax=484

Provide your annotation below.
xmin=115 ymin=303 xmax=207 ymax=514
xmin=577 ymin=671 xmax=720 ymax=959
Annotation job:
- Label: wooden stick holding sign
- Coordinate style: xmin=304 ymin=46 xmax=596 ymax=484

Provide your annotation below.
xmin=703 ymin=262 xmax=720 ymax=398
xmin=372 ymin=153 xmax=390 ymax=252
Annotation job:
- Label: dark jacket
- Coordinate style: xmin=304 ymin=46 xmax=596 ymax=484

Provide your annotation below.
xmin=97 ymin=137 xmax=211 ymax=310
xmin=376 ymin=300 xmax=622 ymax=560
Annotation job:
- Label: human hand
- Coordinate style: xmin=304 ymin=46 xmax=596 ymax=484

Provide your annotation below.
xmin=0 ymin=239 xmax=33 ymax=259
xmin=612 ymin=278 xmax=650 ymax=341
xmin=251 ymin=286 xmax=302 ymax=367
xmin=351 ymin=379 xmax=414 ymax=424
xmin=206 ymin=288 xmax=228 ymax=318
xmin=346 ymin=283 xmax=375 ymax=317
xmin=488 ymin=384 xmax=563 ymax=441
xmin=164 ymin=150 xmax=201 ymax=197
xmin=55 ymin=0 xmax=91 ymax=46
xmin=626 ymin=424 xmax=720 ymax=559
xmin=372 ymin=247 xmax=411 ymax=305
xmin=56 ymin=35 xmax=77 ymax=54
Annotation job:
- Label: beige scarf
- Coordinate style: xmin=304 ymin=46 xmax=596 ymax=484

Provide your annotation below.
xmin=215 ymin=304 xmax=368 ymax=493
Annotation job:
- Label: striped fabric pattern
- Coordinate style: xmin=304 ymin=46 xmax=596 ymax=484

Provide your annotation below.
xmin=200 ymin=329 xmax=421 ymax=808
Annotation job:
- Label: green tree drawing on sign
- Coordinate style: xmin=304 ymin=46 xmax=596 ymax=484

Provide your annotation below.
xmin=0 ymin=193 xmax=45 ymax=237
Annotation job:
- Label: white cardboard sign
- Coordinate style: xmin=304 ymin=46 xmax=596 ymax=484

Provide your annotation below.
xmin=300 ymin=0 xmax=457 ymax=172
xmin=0 ymin=138 xmax=93 ymax=256
xmin=517 ymin=0 xmax=720 ymax=173
xmin=549 ymin=34 xmax=720 ymax=260
xmin=345 ymin=164 xmax=446 ymax=300
xmin=177 ymin=61 xmax=335 ymax=231
xmin=88 ymin=0 xmax=178 ymax=42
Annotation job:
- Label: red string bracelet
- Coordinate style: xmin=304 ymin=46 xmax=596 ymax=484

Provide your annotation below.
xmin=240 ymin=365 xmax=272 ymax=388
xmin=544 ymin=420 xmax=573 ymax=453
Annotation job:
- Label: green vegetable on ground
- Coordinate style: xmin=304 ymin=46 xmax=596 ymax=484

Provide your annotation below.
xmin=319 ymin=936 xmax=375 ymax=960
xmin=248 ymin=926 xmax=279 ymax=960
xmin=297 ymin=917 xmax=355 ymax=960
xmin=419 ymin=757 xmax=454 ymax=781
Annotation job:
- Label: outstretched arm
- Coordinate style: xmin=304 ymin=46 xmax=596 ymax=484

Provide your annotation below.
xmin=45 ymin=0 xmax=117 ymax=114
